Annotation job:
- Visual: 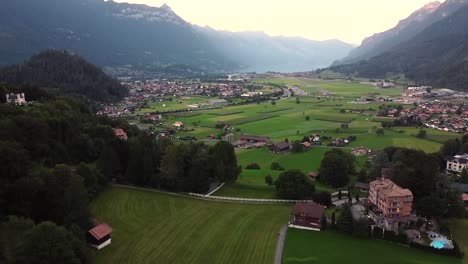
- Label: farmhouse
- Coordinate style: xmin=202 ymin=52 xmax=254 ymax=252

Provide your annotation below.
xmin=368 ymin=177 xmax=414 ymax=231
xmin=269 ymin=142 xmax=291 ymax=153
xmin=351 ymin=146 xmax=368 ymax=156
xmin=289 ymin=202 xmax=325 ymax=231
xmin=88 ymin=223 xmax=112 ymax=250
xmin=446 ymin=154 xmax=468 ymax=176
xmin=301 ymin=141 xmax=312 ymax=149
xmin=113 ymin=128 xmax=128 ymax=140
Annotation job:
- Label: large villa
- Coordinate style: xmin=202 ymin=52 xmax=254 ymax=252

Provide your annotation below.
xmin=367 ymin=177 xmax=414 ymax=231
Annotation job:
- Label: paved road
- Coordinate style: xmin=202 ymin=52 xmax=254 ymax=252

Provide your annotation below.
xmin=274 ymin=224 xmax=288 ymax=264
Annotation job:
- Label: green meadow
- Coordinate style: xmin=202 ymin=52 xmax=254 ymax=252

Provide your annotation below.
xmin=282 ymin=229 xmax=461 ymax=264
xmin=90 ymin=186 xmax=290 ymax=264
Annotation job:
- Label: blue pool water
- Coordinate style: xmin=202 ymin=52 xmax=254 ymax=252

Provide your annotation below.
xmin=431 ymin=240 xmax=447 ymax=249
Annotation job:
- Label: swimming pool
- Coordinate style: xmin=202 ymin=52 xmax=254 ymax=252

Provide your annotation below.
xmin=430 ymin=240 xmax=448 ymax=249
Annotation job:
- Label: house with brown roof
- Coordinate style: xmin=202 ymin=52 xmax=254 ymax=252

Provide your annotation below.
xmin=289 ymin=202 xmax=325 ymax=231
xmin=269 ymin=141 xmax=291 ymax=153
xmin=87 ymin=223 xmax=112 ymax=250
xmin=113 ymin=128 xmax=128 ymax=140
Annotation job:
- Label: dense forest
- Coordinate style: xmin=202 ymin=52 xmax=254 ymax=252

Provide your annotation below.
xmin=0 ymin=85 xmax=239 ymax=264
xmin=0 ymin=50 xmax=128 ymax=101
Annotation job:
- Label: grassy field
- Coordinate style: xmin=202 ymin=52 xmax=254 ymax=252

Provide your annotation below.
xmin=282 ymin=229 xmax=461 ymax=264
xmin=447 ymin=219 xmax=468 ymax=264
xmin=90 ymin=186 xmax=290 ymax=264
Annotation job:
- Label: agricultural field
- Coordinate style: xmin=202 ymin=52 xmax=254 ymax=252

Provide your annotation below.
xmin=90 ymin=186 xmax=290 ymax=264
xmin=282 ymin=229 xmax=461 ymax=264
xmin=136 ymin=96 xmax=218 ymax=113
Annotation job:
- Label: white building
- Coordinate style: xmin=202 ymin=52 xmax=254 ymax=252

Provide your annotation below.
xmin=6 ymin=93 xmax=27 ymax=105
xmin=447 ymin=154 xmax=468 ymax=176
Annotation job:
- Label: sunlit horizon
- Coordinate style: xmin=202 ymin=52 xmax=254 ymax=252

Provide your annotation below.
xmin=112 ymin=0 xmax=444 ymax=44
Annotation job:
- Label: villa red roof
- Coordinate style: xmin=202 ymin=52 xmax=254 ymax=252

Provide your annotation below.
xmin=88 ymin=223 xmax=112 ymax=240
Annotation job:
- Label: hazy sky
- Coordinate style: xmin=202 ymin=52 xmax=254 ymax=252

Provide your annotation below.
xmin=113 ymin=0 xmax=444 ymax=44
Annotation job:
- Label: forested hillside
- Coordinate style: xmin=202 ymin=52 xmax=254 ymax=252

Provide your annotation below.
xmin=0 ymin=85 xmax=239 ymax=263
xmin=0 ymin=50 xmax=127 ymax=101
xmin=326 ymin=4 xmax=468 ymax=91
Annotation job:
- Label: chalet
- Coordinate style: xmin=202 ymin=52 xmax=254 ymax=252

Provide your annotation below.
xmin=289 ymin=202 xmax=325 ymax=231
xmin=351 ymin=146 xmax=368 ymax=156
xmin=308 ymin=172 xmax=319 ymax=181
xmin=88 ymin=223 xmax=112 ymax=250
xmin=269 ymin=142 xmax=291 ymax=153
xmin=113 ymin=128 xmax=128 ymax=140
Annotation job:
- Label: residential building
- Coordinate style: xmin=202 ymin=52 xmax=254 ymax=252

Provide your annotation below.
xmin=351 ymin=146 xmax=368 ymax=156
xmin=446 ymin=154 xmax=468 ymax=176
xmin=289 ymin=202 xmax=325 ymax=231
xmin=6 ymin=93 xmax=27 ymax=105
xmin=308 ymin=172 xmax=319 ymax=181
xmin=368 ymin=177 xmax=413 ymax=231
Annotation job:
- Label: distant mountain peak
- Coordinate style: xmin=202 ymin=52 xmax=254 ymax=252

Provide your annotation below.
xmin=160 ymin=3 xmax=173 ymax=12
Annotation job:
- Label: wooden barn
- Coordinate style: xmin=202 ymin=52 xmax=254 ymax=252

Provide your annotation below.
xmin=88 ymin=223 xmax=112 ymax=250
xmin=289 ymin=202 xmax=325 ymax=231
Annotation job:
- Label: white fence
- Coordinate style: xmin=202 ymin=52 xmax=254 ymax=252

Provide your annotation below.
xmin=188 ymin=192 xmax=314 ymax=204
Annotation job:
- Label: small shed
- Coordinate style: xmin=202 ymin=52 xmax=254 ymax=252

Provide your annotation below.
xmin=308 ymin=172 xmax=319 ymax=181
xmin=88 ymin=223 xmax=112 ymax=250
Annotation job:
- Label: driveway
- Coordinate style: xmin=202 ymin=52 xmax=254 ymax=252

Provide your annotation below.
xmin=274 ymin=224 xmax=288 ymax=264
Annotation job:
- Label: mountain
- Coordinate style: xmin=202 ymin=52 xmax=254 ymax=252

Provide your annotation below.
xmin=198 ymin=28 xmax=355 ymax=72
xmin=0 ymin=50 xmax=128 ymax=101
xmin=0 ymin=0 xmax=236 ymax=72
xmin=326 ymin=2 xmax=468 ymax=91
xmin=0 ymin=0 xmax=353 ymax=74
xmin=334 ymin=0 xmax=468 ymax=66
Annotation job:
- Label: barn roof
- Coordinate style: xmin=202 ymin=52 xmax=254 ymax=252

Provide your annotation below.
xmin=292 ymin=202 xmax=324 ymax=219
xmin=89 ymin=223 xmax=112 ymax=240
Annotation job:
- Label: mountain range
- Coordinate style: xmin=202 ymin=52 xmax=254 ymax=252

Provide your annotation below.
xmin=328 ymin=0 xmax=468 ymax=91
xmin=0 ymin=0 xmax=354 ymax=73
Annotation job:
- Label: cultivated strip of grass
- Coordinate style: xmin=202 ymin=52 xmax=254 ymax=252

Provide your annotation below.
xmin=313 ymin=115 xmax=356 ymax=123
xmin=225 ymin=114 xmax=279 ymax=126
xmin=170 ymin=112 xmax=201 ymax=118
xmin=209 ymin=111 xmax=245 ymax=116
xmin=257 ymin=108 xmax=293 ymax=114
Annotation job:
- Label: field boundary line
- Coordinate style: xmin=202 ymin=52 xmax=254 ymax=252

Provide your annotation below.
xmin=111 ymin=184 xmax=313 ymax=204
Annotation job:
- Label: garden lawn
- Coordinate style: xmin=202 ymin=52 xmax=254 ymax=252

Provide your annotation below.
xmin=447 ymin=219 xmax=468 ymax=264
xmin=282 ymin=229 xmax=461 ymax=264
xmin=90 ymin=186 xmax=290 ymax=264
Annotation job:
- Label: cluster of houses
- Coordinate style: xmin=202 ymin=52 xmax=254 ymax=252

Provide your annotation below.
xmin=124 ymin=80 xmax=245 ymax=98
